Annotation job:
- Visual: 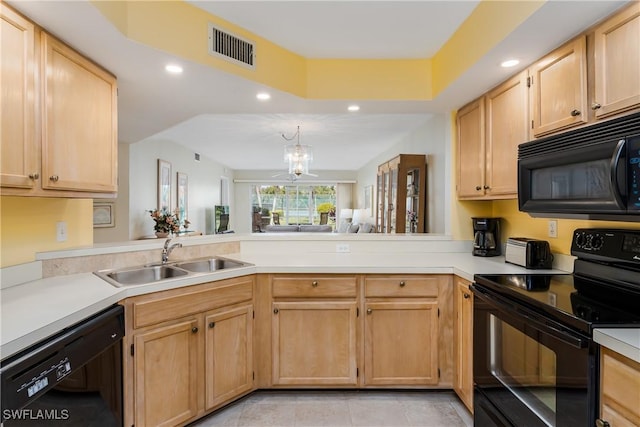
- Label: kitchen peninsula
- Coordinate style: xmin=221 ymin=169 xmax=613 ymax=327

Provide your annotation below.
xmin=0 ymin=233 xmax=564 ymax=425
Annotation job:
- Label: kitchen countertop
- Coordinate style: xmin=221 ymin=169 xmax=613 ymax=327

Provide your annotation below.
xmin=593 ymin=328 xmax=640 ymax=364
xmin=0 ymin=247 xmax=599 ymax=361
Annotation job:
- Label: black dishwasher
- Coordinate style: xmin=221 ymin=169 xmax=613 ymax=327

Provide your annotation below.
xmin=1 ymin=304 xmax=124 ymax=426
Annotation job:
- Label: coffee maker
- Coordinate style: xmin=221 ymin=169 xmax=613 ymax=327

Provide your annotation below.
xmin=472 ymin=217 xmax=501 ymax=257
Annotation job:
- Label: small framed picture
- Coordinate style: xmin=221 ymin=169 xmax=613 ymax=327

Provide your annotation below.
xmin=93 ymin=202 xmax=115 ymax=228
xmin=177 ymin=172 xmax=188 ymax=224
xmin=364 ymin=185 xmax=374 ymax=213
xmin=158 ymin=159 xmax=171 ymax=211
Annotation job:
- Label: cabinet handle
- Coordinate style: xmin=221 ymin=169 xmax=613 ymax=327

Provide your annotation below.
xmin=475 ymin=186 xmax=482 ymax=191
xmin=28 ymin=173 xmax=39 ymax=180
xmin=596 ymin=419 xmax=610 ymax=427
xmin=273 ymin=308 xmax=279 ymax=314
xmin=591 ymin=102 xmax=602 ymax=110
xmin=191 ymin=327 xmax=198 ymax=333
xmin=209 ymin=322 xmax=215 ymax=328
xmin=483 ymin=185 xmax=490 ymax=190
xmin=366 ymin=308 xmax=373 ymax=315
xmin=570 ymin=109 xmax=581 ymax=117
xmin=463 ymin=293 xmax=470 ymax=299
xmin=312 ymin=281 xmax=318 ymax=287
xmin=399 ymin=281 xmax=406 ymax=287
xmin=49 ymin=175 xmax=59 ymax=182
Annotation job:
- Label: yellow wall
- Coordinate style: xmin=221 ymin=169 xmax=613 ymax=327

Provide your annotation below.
xmin=432 ymin=0 xmax=544 ymax=96
xmin=91 ymin=0 xmax=541 ymax=102
xmin=0 ymin=197 xmax=94 ymax=267
xmin=457 ymin=199 xmax=640 ymax=255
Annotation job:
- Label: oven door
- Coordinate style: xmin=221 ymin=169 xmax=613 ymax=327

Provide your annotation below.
xmin=472 ymin=284 xmax=598 ymax=427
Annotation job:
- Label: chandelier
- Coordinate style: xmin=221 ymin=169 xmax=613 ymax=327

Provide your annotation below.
xmin=282 ymin=126 xmax=313 ymax=176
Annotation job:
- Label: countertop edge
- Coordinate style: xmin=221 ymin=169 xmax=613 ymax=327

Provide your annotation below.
xmin=594 ymin=328 xmax=640 ymax=364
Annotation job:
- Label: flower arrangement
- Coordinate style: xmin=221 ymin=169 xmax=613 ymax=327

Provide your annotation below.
xmin=148 ymin=209 xmax=188 ymax=234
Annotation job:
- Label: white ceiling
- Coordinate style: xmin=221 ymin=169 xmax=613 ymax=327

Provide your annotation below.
xmin=8 ymin=0 xmax=630 ymax=172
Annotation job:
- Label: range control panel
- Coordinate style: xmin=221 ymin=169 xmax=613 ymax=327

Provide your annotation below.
xmin=572 ymin=228 xmax=640 ymax=263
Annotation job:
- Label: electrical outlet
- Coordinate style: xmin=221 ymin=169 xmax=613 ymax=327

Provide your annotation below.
xmin=548 ymin=292 xmax=557 ymax=307
xmin=56 ymin=221 xmax=67 ymax=242
xmin=336 ymin=243 xmax=350 ymax=253
xmin=548 ymin=220 xmax=558 ymax=238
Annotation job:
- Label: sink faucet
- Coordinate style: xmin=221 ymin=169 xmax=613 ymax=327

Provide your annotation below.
xmin=162 ymin=237 xmax=182 ymax=264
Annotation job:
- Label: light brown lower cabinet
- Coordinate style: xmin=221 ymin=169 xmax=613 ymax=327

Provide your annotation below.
xmin=363 ymin=275 xmax=451 ymax=387
xmin=272 ymin=300 xmax=358 ymax=386
xmin=122 ymin=273 xmax=456 ymax=426
xmin=271 ymin=275 xmax=359 ymax=386
xmin=453 ymin=277 xmax=473 ymax=412
xmin=122 ymin=276 xmax=255 ymax=427
xmin=133 ymin=317 xmax=200 ymax=427
xmin=599 ymin=347 xmax=640 ymax=427
xmin=364 ymin=300 xmax=438 ymax=385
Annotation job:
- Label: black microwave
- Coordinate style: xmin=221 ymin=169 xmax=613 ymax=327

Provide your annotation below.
xmin=518 ymin=112 xmax=640 ymax=220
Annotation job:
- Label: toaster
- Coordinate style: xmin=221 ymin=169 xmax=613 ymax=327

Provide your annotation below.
xmin=505 ymin=238 xmax=554 ymax=269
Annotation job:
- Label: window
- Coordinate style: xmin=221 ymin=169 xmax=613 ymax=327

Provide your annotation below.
xmin=251 ymin=185 xmax=336 ymax=231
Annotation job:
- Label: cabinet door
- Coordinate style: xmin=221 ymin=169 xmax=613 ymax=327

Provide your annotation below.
xmin=134 ymin=319 xmax=199 ymax=427
xmin=593 ymin=2 xmax=640 ymax=119
xmin=272 ymin=301 xmax=357 ymax=386
xmin=205 ymin=305 xmax=253 ymax=410
xmin=41 ymin=33 xmax=117 ymax=193
xmin=600 ymin=348 xmax=640 ymax=426
xmin=1 ymin=4 xmax=37 ymax=189
xmin=530 ymin=36 xmax=588 ymax=137
xmin=364 ymin=300 xmax=438 ymax=385
xmin=457 ymin=97 xmax=486 ymax=199
xmin=453 ymin=279 xmax=473 ymax=412
xmin=485 ymin=71 xmax=528 ymax=198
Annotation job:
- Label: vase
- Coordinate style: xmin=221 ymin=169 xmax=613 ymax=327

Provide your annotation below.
xmin=155 ymin=231 xmax=169 ymax=238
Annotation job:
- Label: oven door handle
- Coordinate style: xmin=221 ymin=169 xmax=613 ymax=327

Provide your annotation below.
xmin=473 ymin=285 xmax=588 ymax=349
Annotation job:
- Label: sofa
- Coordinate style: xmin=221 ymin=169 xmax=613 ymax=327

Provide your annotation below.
xmin=264 ymin=225 xmax=333 ymax=232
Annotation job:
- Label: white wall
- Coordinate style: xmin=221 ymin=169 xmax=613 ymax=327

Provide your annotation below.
xmin=94 ymin=143 xmax=131 ymax=243
xmin=128 ymin=139 xmax=235 ymax=239
xmin=355 ymin=114 xmax=451 ymax=234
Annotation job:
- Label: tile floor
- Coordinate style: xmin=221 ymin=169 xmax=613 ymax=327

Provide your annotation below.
xmin=189 ymin=390 xmax=473 ymax=427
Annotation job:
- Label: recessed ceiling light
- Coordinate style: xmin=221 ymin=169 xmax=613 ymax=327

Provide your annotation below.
xmin=500 ymin=59 xmax=519 ymax=68
xmin=256 ymin=92 xmax=271 ymax=101
xmin=348 ymin=105 xmax=360 ymax=112
xmin=165 ymin=64 xmax=183 ymax=74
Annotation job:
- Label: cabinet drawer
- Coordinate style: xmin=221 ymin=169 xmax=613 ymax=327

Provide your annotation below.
xmin=132 ymin=276 xmax=254 ymax=328
xmin=365 ymin=276 xmax=439 ymax=298
xmin=272 ymin=276 xmax=357 ymax=298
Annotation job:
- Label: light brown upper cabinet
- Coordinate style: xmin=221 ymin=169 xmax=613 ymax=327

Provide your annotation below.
xmin=592 ymin=2 xmax=640 ymax=119
xmin=457 ymin=97 xmax=485 ymax=199
xmin=485 ymin=70 xmax=529 ymax=197
xmin=457 ymin=71 xmax=527 ymax=200
xmin=41 ymin=33 xmax=117 ymax=194
xmin=0 ymin=3 xmax=117 ymax=198
xmin=530 ymin=36 xmax=588 ymax=137
xmin=0 ymin=4 xmax=37 ymax=189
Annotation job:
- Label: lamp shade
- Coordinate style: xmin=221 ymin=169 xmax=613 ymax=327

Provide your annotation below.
xmin=352 ymin=209 xmax=366 ymax=224
xmin=340 ymin=209 xmax=353 ymax=220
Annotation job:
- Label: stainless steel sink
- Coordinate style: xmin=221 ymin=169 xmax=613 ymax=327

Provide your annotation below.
xmin=174 ymin=257 xmax=246 ymax=273
xmin=94 ymin=256 xmax=251 ymax=287
xmin=101 ymin=265 xmax=189 ymax=287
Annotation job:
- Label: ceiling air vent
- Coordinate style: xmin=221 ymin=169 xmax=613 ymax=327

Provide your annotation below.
xmin=208 ymin=23 xmax=255 ymax=69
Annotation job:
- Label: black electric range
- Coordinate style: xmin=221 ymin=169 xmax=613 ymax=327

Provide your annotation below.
xmin=472 ymin=228 xmax=640 ymax=427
